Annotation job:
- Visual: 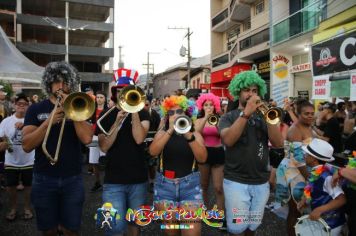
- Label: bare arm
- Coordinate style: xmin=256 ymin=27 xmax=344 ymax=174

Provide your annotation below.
xmin=194 ymin=117 xmax=207 ymax=134
xmin=267 ymin=123 xmax=284 ymax=147
xmin=339 ymin=167 xmax=356 ymax=184
xmin=74 ymin=121 xmax=93 ymax=145
xmin=309 ymin=194 xmax=346 ymax=220
xmin=220 ymin=117 xmax=248 ymax=147
xmin=149 ymin=129 xmax=173 ymax=156
xmin=0 ymin=137 xmax=8 ymax=152
xmin=131 ymin=112 xmax=149 ymax=145
xmin=343 ymin=117 xmax=355 ymax=135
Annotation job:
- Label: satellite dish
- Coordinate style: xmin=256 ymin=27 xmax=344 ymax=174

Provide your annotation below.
xmin=180 ymin=46 xmax=187 ymax=57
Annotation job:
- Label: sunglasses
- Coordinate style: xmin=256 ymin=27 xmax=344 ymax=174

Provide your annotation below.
xmin=167 ymin=109 xmax=184 ymax=116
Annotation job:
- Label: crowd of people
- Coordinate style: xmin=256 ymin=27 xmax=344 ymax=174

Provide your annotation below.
xmin=0 ymin=61 xmax=355 ymax=236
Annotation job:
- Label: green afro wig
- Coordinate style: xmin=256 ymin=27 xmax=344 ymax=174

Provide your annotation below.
xmin=228 ymin=70 xmax=267 ymax=100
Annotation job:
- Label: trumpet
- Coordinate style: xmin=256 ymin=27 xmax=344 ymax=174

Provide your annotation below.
xmin=207 ymin=115 xmax=219 ymax=126
xmin=42 ymin=91 xmax=95 ymax=165
xmin=256 ymin=100 xmax=284 ymax=125
xmin=97 ymin=85 xmax=146 ymax=136
xmin=173 ymin=115 xmax=192 ymax=134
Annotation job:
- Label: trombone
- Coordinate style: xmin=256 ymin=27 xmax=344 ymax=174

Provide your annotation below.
xmin=207 ymin=114 xmax=219 ymax=126
xmin=42 ymin=91 xmax=95 ymax=165
xmin=97 ymin=85 xmax=146 ymax=136
xmin=256 ymin=100 xmax=284 ymax=125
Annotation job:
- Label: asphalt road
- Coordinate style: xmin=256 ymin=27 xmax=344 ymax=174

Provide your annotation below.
xmin=0 ymin=164 xmax=287 ymax=236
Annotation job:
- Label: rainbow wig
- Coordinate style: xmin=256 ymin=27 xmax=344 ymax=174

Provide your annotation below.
xmin=228 ymin=70 xmax=267 ymax=100
xmin=160 ymin=95 xmax=198 ymax=120
xmin=196 ymin=93 xmax=221 ymax=113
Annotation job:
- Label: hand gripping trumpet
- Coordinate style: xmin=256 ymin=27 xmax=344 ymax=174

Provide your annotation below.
xmin=173 ymin=115 xmax=192 ymax=134
xmin=42 ymin=91 xmax=95 ymax=165
xmin=207 ymin=114 xmax=219 ymax=126
xmin=256 ymin=100 xmax=284 ymax=125
xmin=97 ymin=85 xmax=146 ymax=136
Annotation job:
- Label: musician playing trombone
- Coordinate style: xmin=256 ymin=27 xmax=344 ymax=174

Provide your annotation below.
xmin=96 ymin=68 xmax=150 ymax=236
xmin=22 ymin=61 xmax=93 ymax=236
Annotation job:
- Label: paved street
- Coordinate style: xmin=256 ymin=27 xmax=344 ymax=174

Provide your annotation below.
xmin=0 ymin=164 xmax=287 ymax=236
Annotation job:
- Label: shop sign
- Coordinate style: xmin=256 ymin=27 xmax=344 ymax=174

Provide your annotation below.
xmin=200 ymin=83 xmax=211 ymax=90
xmin=290 ymin=63 xmax=311 ymax=73
xmin=351 ymin=72 xmax=356 ymax=101
xmin=312 ymin=75 xmax=330 ymax=99
xmin=297 ymin=90 xmax=309 ymax=100
xmin=211 ymin=64 xmax=251 ymax=84
xmin=312 ymin=31 xmax=356 ymax=76
xmin=272 ymin=55 xmax=290 ymax=79
xmin=257 ymin=61 xmax=270 ymax=74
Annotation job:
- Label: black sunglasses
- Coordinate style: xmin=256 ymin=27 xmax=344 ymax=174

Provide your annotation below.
xmin=167 ymin=109 xmax=184 ymax=116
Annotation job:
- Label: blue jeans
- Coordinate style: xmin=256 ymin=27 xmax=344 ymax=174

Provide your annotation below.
xmin=31 ymin=173 xmax=85 ymax=231
xmin=154 ymin=171 xmax=203 ymax=207
xmin=224 ymin=179 xmax=270 ymax=234
xmin=102 ymin=182 xmax=148 ymax=235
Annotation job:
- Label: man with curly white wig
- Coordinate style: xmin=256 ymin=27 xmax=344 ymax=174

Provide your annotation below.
xmin=22 ymin=61 xmax=93 ymax=236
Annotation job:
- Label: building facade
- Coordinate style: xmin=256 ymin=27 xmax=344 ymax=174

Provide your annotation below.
xmin=210 ymin=0 xmax=270 ymax=98
xmin=0 ymin=0 xmax=114 ymax=94
xmin=270 ymin=0 xmax=355 ymax=105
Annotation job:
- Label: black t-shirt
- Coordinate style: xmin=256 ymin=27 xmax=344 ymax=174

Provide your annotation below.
xmin=24 ymin=99 xmax=82 ymax=177
xmin=161 ymin=133 xmax=196 ymax=178
xmin=324 ymin=117 xmax=342 ymax=153
xmin=96 ymin=107 xmax=149 ymax=184
xmin=218 ymin=109 xmax=270 ymax=184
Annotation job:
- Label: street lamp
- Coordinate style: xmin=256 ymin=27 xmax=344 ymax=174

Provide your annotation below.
xmin=43 ymin=1 xmax=88 ymax=62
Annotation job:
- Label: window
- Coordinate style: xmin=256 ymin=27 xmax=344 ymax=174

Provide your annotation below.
xmin=255 ymin=1 xmax=264 ymax=15
xmin=243 ymin=17 xmax=251 ymax=31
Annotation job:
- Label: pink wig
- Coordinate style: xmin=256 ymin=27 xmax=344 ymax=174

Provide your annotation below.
xmin=196 ymin=93 xmax=221 ymax=113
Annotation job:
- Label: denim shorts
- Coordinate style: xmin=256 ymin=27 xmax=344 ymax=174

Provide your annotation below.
xmin=154 ymin=171 xmax=203 ymax=207
xmin=31 ymin=173 xmax=85 ymax=231
xmin=102 ymin=182 xmax=148 ymax=235
xmin=224 ymin=179 xmax=270 ymax=234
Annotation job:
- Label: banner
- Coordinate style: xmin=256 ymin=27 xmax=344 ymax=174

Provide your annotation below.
xmin=312 ymin=75 xmax=330 ymax=100
xmin=351 ymin=72 xmax=356 ymax=101
xmin=271 ymin=53 xmax=291 ymax=106
xmin=312 ymin=31 xmax=356 ymax=76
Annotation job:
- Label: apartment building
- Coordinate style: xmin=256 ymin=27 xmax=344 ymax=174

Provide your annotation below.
xmin=210 ymin=0 xmax=270 ymax=98
xmin=0 ymin=0 xmax=114 ymax=94
xmin=270 ymin=0 xmax=355 ymax=105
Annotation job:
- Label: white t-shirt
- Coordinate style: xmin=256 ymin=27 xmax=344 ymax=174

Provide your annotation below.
xmin=0 ymin=115 xmax=35 ymax=167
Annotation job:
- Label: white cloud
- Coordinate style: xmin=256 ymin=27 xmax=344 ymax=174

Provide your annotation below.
xmin=114 ymin=0 xmax=211 ymax=75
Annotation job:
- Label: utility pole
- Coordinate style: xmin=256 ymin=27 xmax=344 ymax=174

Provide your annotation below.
xmin=143 ymin=51 xmax=159 ymax=94
xmin=168 ymin=27 xmax=192 ymax=89
xmin=65 ymin=1 xmax=69 ymax=62
xmin=118 ymin=45 xmax=124 ymax=68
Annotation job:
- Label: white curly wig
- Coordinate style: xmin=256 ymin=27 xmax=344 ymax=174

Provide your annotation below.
xmin=42 ymin=61 xmax=81 ymax=95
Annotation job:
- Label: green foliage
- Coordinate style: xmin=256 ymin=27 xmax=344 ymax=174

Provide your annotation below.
xmin=0 ymin=81 xmax=13 ymax=98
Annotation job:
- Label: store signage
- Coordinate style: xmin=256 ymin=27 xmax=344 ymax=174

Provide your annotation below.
xmin=272 ymin=55 xmax=289 ymax=79
xmin=312 ymin=31 xmax=356 ymax=76
xmin=351 ymin=72 xmax=356 ymax=101
xmin=290 ymin=63 xmax=311 ymax=73
xmin=297 ymin=90 xmax=309 ymax=100
xmin=257 ymin=61 xmax=270 ymax=74
xmin=210 ymin=64 xmax=251 ymax=84
xmin=200 ymin=83 xmax=211 ymax=90
xmin=312 ymin=75 xmax=330 ymax=99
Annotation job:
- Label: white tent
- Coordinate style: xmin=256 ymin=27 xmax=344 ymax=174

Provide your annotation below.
xmin=0 ymin=26 xmax=43 ymax=85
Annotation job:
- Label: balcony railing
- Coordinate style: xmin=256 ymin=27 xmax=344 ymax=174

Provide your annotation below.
xmin=212 ymin=53 xmax=229 ymax=68
xmin=272 ymin=0 xmax=326 ymax=45
xmin=212 ymin=8 xmax=229 ymax=27
xmin=240 ymin=28 xmax=269 ymax=51
xmin=230 ymin=0 xmax=236 ymax=13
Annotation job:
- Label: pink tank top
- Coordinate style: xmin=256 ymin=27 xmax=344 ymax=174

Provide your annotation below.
xmin=202 ymin=126 xmax=221 ymax=147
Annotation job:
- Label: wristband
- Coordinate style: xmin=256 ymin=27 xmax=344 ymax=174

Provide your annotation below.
xmin=186 ymin=134 xmax=195 ymax=143
xmin=166 ymin=130 xmax=173 ymax=136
